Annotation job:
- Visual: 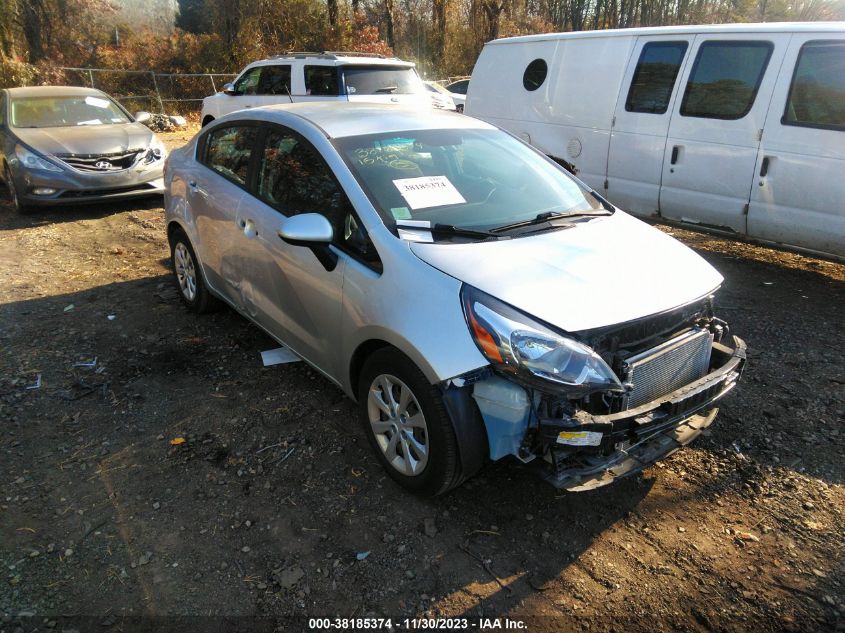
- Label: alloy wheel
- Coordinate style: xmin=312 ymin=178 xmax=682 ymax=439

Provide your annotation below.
xmin=367 ymin=373 xmax=429 ymax=476
xmin=174 ymin=242 xmax=197 ymax=302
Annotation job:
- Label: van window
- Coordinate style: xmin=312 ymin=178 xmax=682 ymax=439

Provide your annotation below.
xmin=203 ymin=125 xmax=258 ymax=186
xmin=782 ymin=40 xmax=845 ymax=132
xmin=258 ymin=65 xmax=291 ymax=96
xmin=680 ymin=41 xmax=773 ymax=120
xmin=305 ymin=66 xmax=340 ymax=96
xmin=625 ymin=41 xmax=688 ymax=114
xmin=523 ymin=59 xmax=548 ymax=91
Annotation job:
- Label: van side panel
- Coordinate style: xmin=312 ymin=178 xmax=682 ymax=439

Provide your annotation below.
xmin=467 ymin=37 xmax=636 ymax=192
xmin=748 ymin=35 xmax=845 ymax=258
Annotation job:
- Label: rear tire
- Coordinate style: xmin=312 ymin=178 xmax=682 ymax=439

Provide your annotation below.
xmin=358 ymin=348 xmax=464 ymax=496
xmin=169 ymin=228 xmax=220 ymax=313
xmin=201 ymin=115 xmax=215 ymax=127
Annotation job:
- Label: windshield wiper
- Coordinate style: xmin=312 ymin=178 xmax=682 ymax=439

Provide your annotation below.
xmin=491 ymin=207 xmax=612 ymax=234
xmin=375 ymin=86 xmax=398 ymax=93
xmin=396 ymin=221 xmax=503 ymax=241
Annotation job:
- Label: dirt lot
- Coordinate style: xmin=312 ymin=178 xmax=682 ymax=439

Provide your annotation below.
xmin=1 ymin=128 xmax=844 ymax=632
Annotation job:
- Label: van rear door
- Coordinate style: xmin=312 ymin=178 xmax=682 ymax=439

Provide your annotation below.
xmin=747 ymin=35 xmax=845 ymax=258
xmin=658 ymin=33 xmax=789 ymax=233
xmin=606 ymin=35 xmax=694 ymax=216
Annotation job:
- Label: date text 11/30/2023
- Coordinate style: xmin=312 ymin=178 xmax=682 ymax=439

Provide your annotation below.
xmin=307 ymin=617 xmax=528 ymax=630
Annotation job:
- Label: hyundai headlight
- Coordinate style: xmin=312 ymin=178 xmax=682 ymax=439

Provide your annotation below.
xmin=461 ymin=285 xmax=623 ymax=396
xmin=15 ymin=144 xmax=63 ymax=172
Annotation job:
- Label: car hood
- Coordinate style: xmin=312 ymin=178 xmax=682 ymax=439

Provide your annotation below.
xmin=13 ymin=123 xmax=154 ymax=156
xmin=409 ymin=211 xmax=724 ymax=332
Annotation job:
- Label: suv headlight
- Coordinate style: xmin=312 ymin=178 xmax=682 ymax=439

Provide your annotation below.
xmin=461 ymin=285 xmax=623 ymax=396
xmin=145 ymin=136 xmax=167 ymax=163
xmin=15 ymin=144 xmax=63 ymax=172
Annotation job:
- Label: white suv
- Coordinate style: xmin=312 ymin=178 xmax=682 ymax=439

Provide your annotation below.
xmin=201 ymin=52 xmax=430 ymax=126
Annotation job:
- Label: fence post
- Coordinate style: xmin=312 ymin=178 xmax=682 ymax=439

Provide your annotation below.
xmin=210 ymin=75 xmax=217 ymax=94
xmin=88 ymin=69 xmax=95 ymax=88
xmin=150 ymin=72 xmax=165 ymax=114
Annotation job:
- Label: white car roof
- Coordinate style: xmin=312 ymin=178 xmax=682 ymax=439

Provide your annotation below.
xmin=244 ymin=102 xmax=496 ymax=139
xmin=488 ymin=21 xmax=845 ymax=45
xmin=246 ymin=54 xmax=416 ymax=68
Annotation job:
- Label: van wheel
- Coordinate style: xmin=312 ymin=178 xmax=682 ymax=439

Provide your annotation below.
xmin=201 ymin=116 xmax=215 ymax=127
xmin=169 ymin=229 xmax=220 ymax=313
xmin=456 ymin=104 xmax=464 ymax=114
xmin=358 ymin=348 xmax=463 ymax=496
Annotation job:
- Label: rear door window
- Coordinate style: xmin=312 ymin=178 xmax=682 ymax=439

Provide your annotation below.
xmin=680 ymin=41 xmax=774 ymax=120
xmin=625 ymin=41 xmax=688 ymax=114
xmin=782 ymin=40 xmax=845 ymax=132
xmin=258 ymin=65 xmax=292 ymax=96
xmin=202 ymin=125 xmax=258 ymax=186
xmin=305 ymin=66 xmax=340 ymax=96
xmin=343 ymin=66 xmax=423 ymax=95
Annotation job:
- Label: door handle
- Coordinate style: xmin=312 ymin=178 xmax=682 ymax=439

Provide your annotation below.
xmin=759 ymin=156 xmax=770 ymax=178
xmin=188 ymin=180 xmax=207 ymax=197
xmin=670 ymin=146 xmax=680 ymax=165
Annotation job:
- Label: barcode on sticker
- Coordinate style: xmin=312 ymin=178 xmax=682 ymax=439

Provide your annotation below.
xmin=556 ymin=431 xmax=603 ymax=447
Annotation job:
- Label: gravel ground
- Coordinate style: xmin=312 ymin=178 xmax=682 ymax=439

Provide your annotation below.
xmin=0 ymin=128 xmax=843 ymax=632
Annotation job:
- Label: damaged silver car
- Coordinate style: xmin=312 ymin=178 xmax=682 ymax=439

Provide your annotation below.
xmin=0 ymin=86 xmax=166 ymax=213
xmin=164 ymin=103 xmax=746 ymax=495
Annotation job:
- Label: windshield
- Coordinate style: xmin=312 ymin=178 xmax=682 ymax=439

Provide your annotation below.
xmin=335 ymin=128 xmax=603 ymax=232
xmin=342 ymin=66 xmax=424 ymax=95
xmin=10 ymin=95 xmax=131 ymax=128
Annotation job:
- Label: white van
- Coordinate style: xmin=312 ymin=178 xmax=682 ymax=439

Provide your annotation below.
xmin=467 ymin=23 xmax=845 ymax=260
xmin=201 ymin=52 xmax=429 ymax=126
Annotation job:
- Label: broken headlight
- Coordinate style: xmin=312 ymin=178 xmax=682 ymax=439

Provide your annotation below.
xmin=461 ymin=285 xmax=623 ymax=396
xmin=144 ymin=136 xmax=167 ymax=163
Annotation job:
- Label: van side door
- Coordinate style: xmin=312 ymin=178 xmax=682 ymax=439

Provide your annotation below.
xmin=747 ymin=36 xmax=845 ymax=258
xmin=606 ymin=36 xmax=693 ymax=216
xmin=658 ymin=33 xmax=789 ymax=233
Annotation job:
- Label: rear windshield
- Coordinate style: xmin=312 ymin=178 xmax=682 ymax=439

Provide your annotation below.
xmin=342 ymin=66 xmax=424 ymax=96
xmin=10 ymin=95 xmax=130 ymax=128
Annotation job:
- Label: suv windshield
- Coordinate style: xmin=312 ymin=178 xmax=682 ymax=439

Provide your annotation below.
xmin=336 ymin=128 xmax=604 ymax=232
xmin=10 ymin=95 xmax=131 ymax=128
xmin=342 ymin=66 xmax=424 ymax=95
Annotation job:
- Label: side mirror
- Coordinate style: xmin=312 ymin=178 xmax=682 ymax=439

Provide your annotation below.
xmin=278 ymin=213 xmax=337 ymax=271
xmin=134 ymin=111 xmax=152 ymax=123
xmin=223 ymin=83 xmax=237 ymax=95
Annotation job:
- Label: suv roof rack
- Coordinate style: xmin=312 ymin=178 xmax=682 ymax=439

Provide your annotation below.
xmin=268 ymin=51 xmax=393 ymax=60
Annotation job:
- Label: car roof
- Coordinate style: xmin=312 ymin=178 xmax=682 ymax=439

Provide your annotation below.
xmin=244 ymin=102 xmax=495 ymax=139
xmin=247 ymin=54 xmax=415 ymax=68
xmin=4 ymin=85 xmax=111 ymax=98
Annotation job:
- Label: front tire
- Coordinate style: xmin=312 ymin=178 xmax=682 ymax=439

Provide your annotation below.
xmin=358 ymin=348 xmax=463 ymax=496
xmin=4 ymin=165 xmax=30 ymax=214
xmin=169 ymin=229 xmax=220 ymax=313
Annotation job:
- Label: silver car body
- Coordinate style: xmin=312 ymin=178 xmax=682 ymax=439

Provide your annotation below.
xmin=0 ymin=86 xmax=165 ymax=207
xmin=165 ymin=103 xmax=745 ymax=491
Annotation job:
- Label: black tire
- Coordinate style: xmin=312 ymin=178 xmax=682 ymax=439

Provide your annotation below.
xmin=456 ymin=104 xmax=464 ymax=114
xmin=201 ymin=116 xmax=215 ymax=127
xmin=4 ymin=164 xmax=31 ymax=214
xmin=358 ymin=348 xmax=464 ymax=496
xmin=169 ymin=228 xmax=221 ymax=313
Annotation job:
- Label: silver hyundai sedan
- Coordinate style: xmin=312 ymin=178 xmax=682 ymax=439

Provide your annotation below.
xmin=164 ymin=103 xmax=746 ymax=495
xmin=0 ymin=86 xmax=166 ymax=213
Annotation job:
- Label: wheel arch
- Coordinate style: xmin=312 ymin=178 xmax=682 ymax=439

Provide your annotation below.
xmin=202 ymin=115 xmax=215 ymax=127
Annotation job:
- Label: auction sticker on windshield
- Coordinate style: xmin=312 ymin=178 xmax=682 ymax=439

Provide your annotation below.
xmin=393 ymin=176 xmax=466 ymax=210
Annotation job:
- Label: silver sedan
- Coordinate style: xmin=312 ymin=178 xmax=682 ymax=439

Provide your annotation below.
xmin=0 ymin=86 xmax=166 ymax=213
xmin=164 ymin=103 xmax=745 ymax=495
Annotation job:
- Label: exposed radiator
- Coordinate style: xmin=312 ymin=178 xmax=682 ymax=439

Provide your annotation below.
xmin=623 ymin=329 xmax=713 ymax=409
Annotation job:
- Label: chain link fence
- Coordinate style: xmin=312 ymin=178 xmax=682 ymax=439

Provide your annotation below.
xmin=55 ymin=67 xmax=237 ymax=115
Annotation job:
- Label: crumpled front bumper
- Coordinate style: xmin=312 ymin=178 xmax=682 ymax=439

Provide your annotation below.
xmin=539 ymin=335 xmax=746 ymax=491
xmin=10 ymin=161 xmax=164 ymax=206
